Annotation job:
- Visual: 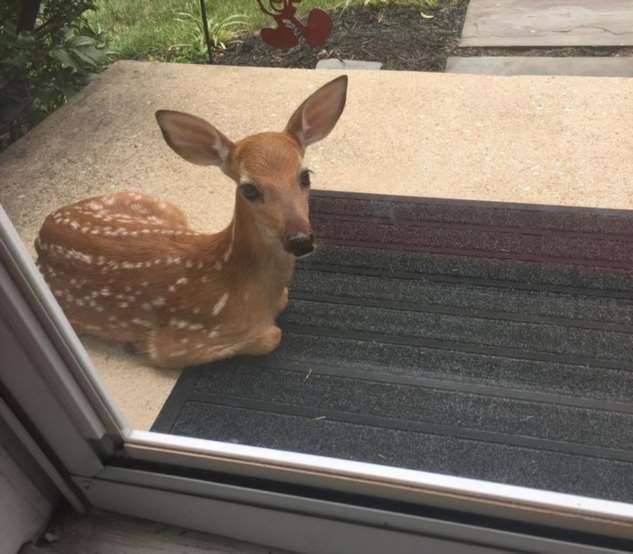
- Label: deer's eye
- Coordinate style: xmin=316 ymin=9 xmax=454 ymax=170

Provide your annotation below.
xmin=240 ymin=183 xmax=262 ymax=202
xmin=300 ymin=169 xmax=312 ymax=189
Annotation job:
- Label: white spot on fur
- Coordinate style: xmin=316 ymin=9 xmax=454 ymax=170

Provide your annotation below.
xmin=207 ymin=325 xmax=221 ymax=339
xmin=130 ymin=202 xmax=150 ymax=215
xmin=223 ymin=242 xmax=233 ymax=263
xmin=151 ymin=297 xmax=165 ymax=307
xmin=212 ymin=293 xmax=229 ymax=316
xmin=132 ymin=318 xmax=152 ymax=327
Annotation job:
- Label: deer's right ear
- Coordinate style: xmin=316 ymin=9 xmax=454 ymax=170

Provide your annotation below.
xmin=155 ymin=110 xmax=233 ymax=167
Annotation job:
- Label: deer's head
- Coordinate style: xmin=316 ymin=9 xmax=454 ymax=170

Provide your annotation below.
xmin=155 ymin=75 xmax=348 ymax=258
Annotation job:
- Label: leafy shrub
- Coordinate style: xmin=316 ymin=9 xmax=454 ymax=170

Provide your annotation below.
xmin=0 ymin=0 xmax=112 ymax=150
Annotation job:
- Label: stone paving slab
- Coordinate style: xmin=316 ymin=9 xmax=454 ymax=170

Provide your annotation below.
xmin=446 ymin=56 xmax=633 ymax=77
xmin=316 ymin=59 xmax=383 ymax=70
xmin=460 ymin=0 xmax=633 ymax=47
xmin=3 ymin=61 xmax=633 ymax=429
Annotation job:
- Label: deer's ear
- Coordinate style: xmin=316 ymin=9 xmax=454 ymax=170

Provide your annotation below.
xmin=155 ymin=110 xmax=233 ymax=166
xmin=285 ymin=75 xmax=348 ymax=149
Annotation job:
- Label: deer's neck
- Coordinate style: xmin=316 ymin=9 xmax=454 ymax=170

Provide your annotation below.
xmin=210 ymin=200 xmax=294 ymax=281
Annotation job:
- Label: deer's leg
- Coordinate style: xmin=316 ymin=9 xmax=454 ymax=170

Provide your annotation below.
xmin=240 ymin=326 xmax=282 ymax=355
xmin=146 ymin=326 xmax=282 ymax=369
xmin=277 ymin=287 xmax=289 ymax=314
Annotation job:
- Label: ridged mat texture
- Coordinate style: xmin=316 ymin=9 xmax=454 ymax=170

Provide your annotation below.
xmin=152 ymin=191 xmax=633 ymax=503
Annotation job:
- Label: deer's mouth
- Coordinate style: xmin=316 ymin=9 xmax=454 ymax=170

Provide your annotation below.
xmin=293 ymin=244 xmax=315 ymax=259
xmin=284 ymin=232 xmax=315 ymax=258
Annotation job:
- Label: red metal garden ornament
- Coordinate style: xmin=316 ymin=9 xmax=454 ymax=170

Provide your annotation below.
xmin=256 ymin=0 xmax=333 ymax=49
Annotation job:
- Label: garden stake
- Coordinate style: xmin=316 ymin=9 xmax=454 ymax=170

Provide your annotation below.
xmin=199 ymin=0 xmax=213 ymax=63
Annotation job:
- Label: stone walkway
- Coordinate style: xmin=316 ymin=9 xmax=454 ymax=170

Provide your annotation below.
xmin=449 ymin=0 xmax=633 ymax=77
xmin=446 ymin=56 xmax=633 ymax=77
xmin=460 ymin=0 xmax=633 ymax=47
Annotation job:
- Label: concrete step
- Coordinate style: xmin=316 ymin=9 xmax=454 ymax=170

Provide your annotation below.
xmin=460 ymin=0 xmax=633 ymax=47
xmin=446 ymin=56 xmax=633 ymax=77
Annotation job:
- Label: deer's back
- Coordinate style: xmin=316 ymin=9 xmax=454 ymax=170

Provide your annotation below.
xmin=35 ymin=192 xmax=215 ymax=343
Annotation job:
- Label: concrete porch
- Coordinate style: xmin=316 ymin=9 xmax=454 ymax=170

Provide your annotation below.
xmin=1 ymin=61 xmax=633 ymax=430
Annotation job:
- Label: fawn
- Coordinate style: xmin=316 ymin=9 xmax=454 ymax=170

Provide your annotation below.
xmin=35 ymin=75 xmax=348 ymax=369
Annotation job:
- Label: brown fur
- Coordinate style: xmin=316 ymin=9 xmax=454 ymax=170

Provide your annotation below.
xmin=35 ymin=76 xmax=348 ymax=369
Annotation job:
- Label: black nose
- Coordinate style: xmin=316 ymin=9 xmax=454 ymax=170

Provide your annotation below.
xmin=286 ymin=233 xmax=314 ymax=258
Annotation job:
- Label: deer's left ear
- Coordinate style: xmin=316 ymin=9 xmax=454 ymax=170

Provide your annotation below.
xmin=285 ymin=75 xmax=348 ymax=149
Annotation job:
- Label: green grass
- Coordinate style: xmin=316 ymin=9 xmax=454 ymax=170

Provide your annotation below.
xmin=86 ymin=0 xmax=430 ymax=63
xmin=86 ymin=0 xmax=344 ymax=63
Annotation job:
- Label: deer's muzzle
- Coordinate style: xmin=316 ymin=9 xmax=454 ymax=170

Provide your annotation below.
xmin=285 ymin=232 xmax=314 ymax=258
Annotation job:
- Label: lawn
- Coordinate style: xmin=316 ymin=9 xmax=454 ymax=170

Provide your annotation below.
xmin=87 ymin=0 xmax=404 ymax=63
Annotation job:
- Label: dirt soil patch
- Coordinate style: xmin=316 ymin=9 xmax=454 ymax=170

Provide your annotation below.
xmin=215 ymin=1 xmax=633 ymax=72
xmin=215 ymin=1 xmax=470 ymax=72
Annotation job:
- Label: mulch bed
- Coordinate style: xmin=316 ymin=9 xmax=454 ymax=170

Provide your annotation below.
xmin=215 ymin=1 xmax=470 ymax=72
xmin=214 ymin=0 xmax=633 ymax=72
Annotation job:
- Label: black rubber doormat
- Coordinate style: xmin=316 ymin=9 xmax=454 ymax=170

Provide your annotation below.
xmin=152 ymin=190 xmax=633 ymax=503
